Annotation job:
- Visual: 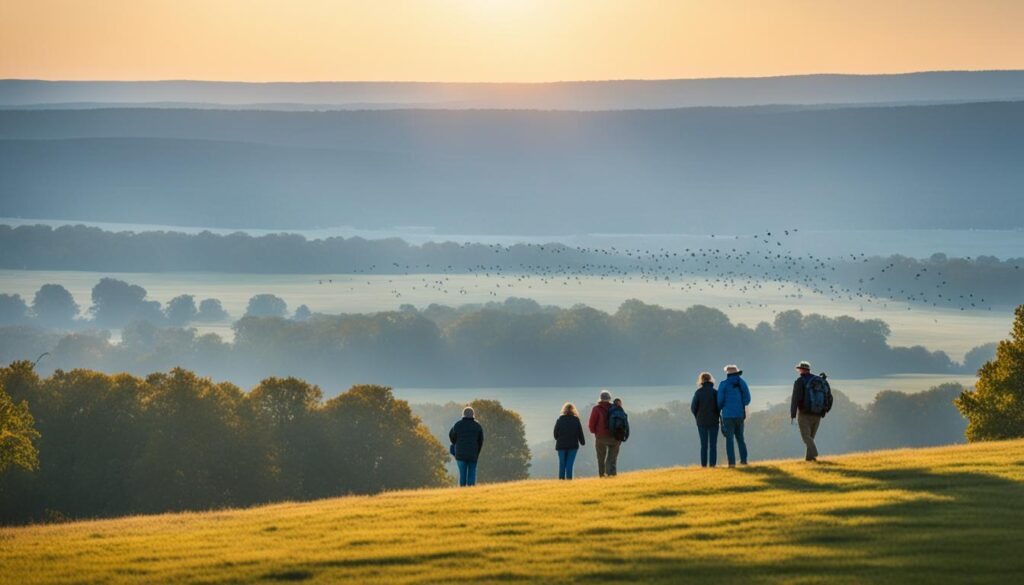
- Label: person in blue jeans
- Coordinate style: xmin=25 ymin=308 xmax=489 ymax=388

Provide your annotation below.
xmin=690 ymin=372 xmax=720 ymax=467
xmin=449 ymin=406 xmax=484 ymax=486
xmin=717 ymin=365 xmax=751 ymax=467
xmin=553 ymin=402 xmax=586 ymax=479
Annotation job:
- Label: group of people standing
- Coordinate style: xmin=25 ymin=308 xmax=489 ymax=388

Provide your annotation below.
xmin=690 ymin=365 xmax=751 ymax=467
xmin=447 ymin=360 xmax=832 ymax=486
xmin=689 ymin=360 xmax=833 ymax=467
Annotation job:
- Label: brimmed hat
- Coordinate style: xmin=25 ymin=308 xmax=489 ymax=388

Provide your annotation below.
xmin=795 ymin=361 xmax=812 ymax=370
xmin=723 ymin=365 xmax=741 ymax=375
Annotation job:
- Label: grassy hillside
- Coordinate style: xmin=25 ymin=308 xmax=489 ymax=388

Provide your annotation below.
xmin=3 ymin=440 xmax=1024 ymax=584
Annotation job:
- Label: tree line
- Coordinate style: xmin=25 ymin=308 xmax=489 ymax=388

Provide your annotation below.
xmin=1 ymin=363 xmax=528 ymax=525
xmin=0 ymin=298 xmax=985 ymax=390
xmin=0 ymin=224 xmax=593 ymax=274
xmin=2 ymin=225 xmax=1021 ymax=308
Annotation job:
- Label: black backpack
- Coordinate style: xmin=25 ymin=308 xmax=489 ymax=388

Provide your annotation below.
xmin=608 ymin=408 xmax=629 ymax=442
xmin=804 ymin=373 xmax=834 ymax=415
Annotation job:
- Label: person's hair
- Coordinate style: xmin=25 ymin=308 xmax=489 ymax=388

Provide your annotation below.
xmin=613 ymin=397 xmax=622 ymax=406
xmin=599 ymin=390 xmax=612 ymax=401
xmin=698 ymin=372 xmax=714 ymax=386
xmin=561 ymin=402 xmax=579 ymax=417
xmin=463 ymin=406 xmax=475 ymax=418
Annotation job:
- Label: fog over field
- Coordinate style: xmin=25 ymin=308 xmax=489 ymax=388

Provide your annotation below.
xmin=0 ymin=268 xmax=1011 ymax=361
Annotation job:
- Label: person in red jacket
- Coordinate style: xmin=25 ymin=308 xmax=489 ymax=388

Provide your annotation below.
xmin=588 ymin=390 xmax=620 ymax=477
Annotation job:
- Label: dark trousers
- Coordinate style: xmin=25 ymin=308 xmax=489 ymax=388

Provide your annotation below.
xmin=697 ymin=425 xmax=719 ymax=467
xmin=557 ymin=448 xmax=578 ymax=479
xmin=721 ymin=418 xmax=748 ymax=466
xmin=456 ymin=459 xmax=478 ymax=486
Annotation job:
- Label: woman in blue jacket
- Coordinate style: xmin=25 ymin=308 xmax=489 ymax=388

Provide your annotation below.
xmin=553 ymin=402 xmax=586 ymax=479
xmin=690 ymin=372 xmax=720 ymax=467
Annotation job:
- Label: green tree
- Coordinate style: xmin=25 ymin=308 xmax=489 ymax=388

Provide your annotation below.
xmin=34 ymin=370 xmax=148 ymax=518
xmin=32 ymin=284 xmax=79 ymax=328
xmin=0 ymin=294 xmax=29 ymax=326
xmin=245 ymin=294 xmax=287 ymax=318
xmin=956 ymin=305 xmax=1024 ymax=441
xmin=0 ymin=382 xmax=39 ymax=473
xmin=165 ymin=294 xmax=198 ymax=326
xmin=245 ymin=376 xmax=323 ymax=499
xmin=321 ymin=385 xmax=448 ymax=494
xmin=467 ymin=399 xmax=530 ymax=483
xmin=129 ymin=368 xmax=264 ymax=513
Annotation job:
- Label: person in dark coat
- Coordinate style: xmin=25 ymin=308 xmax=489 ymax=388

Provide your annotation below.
xmin=449 ymin=406 xmax=484 ymax=487
xmin=553 ymin=402 xmax=586 ymax=480
xmin=790 ymin=360 xmax=829 ymax=462
xmin=690 ymin=372 xmax=720 ymax=467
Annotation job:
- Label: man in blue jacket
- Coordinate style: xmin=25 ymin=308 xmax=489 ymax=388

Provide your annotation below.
xmin=717 ymin=364 xmax=751 ymax=467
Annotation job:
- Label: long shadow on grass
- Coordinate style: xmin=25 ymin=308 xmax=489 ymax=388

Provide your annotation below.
xmin=578 ymin=465 xmax=1024 ymax=584
xmin=252 ymin=465 xmax=1024 ymax=584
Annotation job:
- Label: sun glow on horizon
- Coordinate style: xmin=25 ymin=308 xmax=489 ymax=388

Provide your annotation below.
xmin=1 ymin=0 xmax=1023 ymax=82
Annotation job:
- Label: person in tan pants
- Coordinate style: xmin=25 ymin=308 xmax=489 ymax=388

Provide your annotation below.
xmin=588 ymin=390 xmax=621 ymax=476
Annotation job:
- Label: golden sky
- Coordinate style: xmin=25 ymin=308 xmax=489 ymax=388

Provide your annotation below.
xmin=2 ymin=0 xmax=1023 ymax=82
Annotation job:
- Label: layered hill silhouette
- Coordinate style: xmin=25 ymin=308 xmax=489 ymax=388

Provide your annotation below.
xmin=1 ymin=101 xmax=1022 ymax=233
xmin=2 ymin=440 xmax=1022 ymax=584
xmin=3 ymin=70 xmax=1024 ymax=110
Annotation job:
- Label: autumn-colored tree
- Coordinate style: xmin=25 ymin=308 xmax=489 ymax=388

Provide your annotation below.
xmin=0 ymin=381 xmax=39 ymax=473
xmin=245 ymin=376 xmax=324 ymax=499
xmin=467 ymin=399 xmax=530 ymax=483
xmin=956 ymin=305 xmax=1024 ymax=441
xmin=321 ymin=385 xmax=449 ymax=494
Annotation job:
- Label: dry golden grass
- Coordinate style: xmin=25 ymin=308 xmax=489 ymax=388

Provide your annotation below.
xmin=3 ymin=440 xmax=1024 ymax=584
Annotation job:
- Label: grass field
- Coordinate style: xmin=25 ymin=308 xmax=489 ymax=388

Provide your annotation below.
xmin=3 ymin=440 xmax=1024 ymax=585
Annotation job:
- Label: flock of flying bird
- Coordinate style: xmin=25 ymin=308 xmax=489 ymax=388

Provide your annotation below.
xmin=310 ymin=228 xmax=1004 ymax=320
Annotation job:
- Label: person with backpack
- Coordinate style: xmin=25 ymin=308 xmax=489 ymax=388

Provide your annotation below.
xmin=553 ymin=402 xmax=586 ymax=480
xmin=449 ymin=406 xmax=484 ymax=486
xmin=609 ymin=397 xmax=630 ymax=442
xmin=790 ymin=360 xmax=833 ymax=462
xmin=717 ymin=365 xmax=751 ymax=467
xmin=690 ymin=372 xmax=720 ymax=467
xmin=588 ymin=390 xmax=620 ymax=477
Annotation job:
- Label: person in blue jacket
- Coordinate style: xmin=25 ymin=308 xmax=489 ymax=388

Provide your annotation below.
xmin=690 ymin=372 xmax=720 ymax=467
xmin=449 ymin=406 xmax=484 ymax=487
xmin=717 ymin=364 xmax=751 ymax=467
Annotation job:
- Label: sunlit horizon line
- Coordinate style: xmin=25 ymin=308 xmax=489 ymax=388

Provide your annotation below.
xmin=5 ymin=68 xmax=1024 ymax=85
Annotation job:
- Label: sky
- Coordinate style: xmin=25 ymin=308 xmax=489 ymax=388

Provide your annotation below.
xmin=2 ymin=0 xmax=1023 ymax=82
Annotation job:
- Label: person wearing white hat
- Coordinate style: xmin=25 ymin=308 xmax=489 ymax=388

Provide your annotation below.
xmin=791 ymin=361 xmax=833 ymax=462
xmin=717 ymin=365 xmax=751 ymax=467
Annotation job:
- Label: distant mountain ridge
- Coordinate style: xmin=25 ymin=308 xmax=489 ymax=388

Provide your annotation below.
xmin=1 ymin=101 xmax=1022 ymax=233
xmin=3 ymin=70 xmax=1024 ymax=110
